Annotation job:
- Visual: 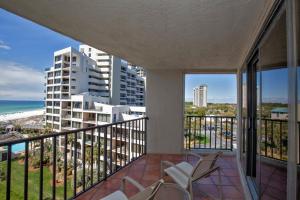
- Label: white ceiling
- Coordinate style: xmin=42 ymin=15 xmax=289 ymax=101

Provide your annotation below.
xmin=0 ymin=0 xmax=275 ymax=71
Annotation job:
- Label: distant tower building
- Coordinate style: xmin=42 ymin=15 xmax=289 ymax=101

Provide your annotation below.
xmin=193 ymin=85 xmax=208 ymax=107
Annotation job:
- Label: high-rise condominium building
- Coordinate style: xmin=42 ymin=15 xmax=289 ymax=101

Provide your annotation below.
xmin=193 ymin=85 xmax=208 ymax=107
xmin=44 ymin=47 xmax=146 ymax=132
xmin=79 ymin=45 xmax=145 ymax=106
xmin=45 ymin=46 xmax=147 ymax=129
xmin=44 ymin=47 xmax=146 ymax=167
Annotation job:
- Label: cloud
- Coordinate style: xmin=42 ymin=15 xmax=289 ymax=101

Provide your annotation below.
xmin=0 ymin=60 xmax=44 ymax=100
xmin=0 ymin=40 xmax=11 ymax=50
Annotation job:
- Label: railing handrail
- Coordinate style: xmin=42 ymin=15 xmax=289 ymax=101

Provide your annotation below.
xmin=186 ymin=115 xmax=290 ymax=123
xmin=0 ymin=117 xmax=148 ymax=146
xmin=186 ymin=115 xmax=236 ymax=118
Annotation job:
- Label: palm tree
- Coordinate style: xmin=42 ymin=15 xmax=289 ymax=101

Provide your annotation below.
xmin=43 ymin=124 xmax=53 ymax=135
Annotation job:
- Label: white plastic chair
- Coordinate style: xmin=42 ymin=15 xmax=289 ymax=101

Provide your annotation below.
xmin=161 ymin=151 xmax=223 ymax=200
xmin=101 ymin=176 xmax=191 ymax=200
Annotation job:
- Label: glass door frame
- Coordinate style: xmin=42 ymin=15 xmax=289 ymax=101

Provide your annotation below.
xmin=245 ymin=51 xmax=261 ymax=198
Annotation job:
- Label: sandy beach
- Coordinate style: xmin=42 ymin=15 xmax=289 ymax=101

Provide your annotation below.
xmin=0 ymin=109 xmax=45 ymax=122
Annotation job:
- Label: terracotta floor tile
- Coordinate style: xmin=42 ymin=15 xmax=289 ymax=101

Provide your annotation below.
xmin=76 ymin=154 xmax=245 ymax=200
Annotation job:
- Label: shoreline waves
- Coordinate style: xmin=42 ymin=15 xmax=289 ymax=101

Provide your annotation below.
xmin=0 ymin=109 xmax=45 ymax=122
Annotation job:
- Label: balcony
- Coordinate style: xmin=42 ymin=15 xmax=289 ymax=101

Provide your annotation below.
xmin=1 ymin=0 xmax=300 ymax=199
xmin=0 ymin=117 xmax=248 ymax=200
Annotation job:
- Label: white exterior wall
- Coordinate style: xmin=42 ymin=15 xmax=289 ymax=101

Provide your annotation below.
xmin=79 ymin=45 xmax=145 ymax=106
xmin=146 ymin=69 xmax=184 ymax=154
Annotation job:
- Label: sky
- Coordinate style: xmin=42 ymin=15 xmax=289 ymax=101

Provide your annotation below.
xmin=0 ymin=9 xmax=80 ymax=100
xmin=185 ymin=74 xmax=237 ymax=103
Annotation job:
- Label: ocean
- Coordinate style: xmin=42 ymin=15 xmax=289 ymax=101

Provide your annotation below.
xmin=0 ymin=100 xmax=44 ymax=115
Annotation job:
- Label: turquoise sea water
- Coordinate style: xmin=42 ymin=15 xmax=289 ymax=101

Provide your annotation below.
xmin=0 ymin=100 xmax=44 ymax=115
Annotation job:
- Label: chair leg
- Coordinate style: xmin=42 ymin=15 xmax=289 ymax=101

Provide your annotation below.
xmin=160 ymin=162 xmax=165 ymax=178
xmin=217 ymin=169 xmax=223 ymax=200
xmin=189 ymin=182 xmax=193 ymax=200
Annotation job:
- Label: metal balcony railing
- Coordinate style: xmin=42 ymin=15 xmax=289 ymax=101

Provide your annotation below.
xmin=186 ymin=116 xmax=300 ymax=163
xmin=242 ymin=118 xmax=290 ymax=162
xmin=185 ymin=116 xmax=236 ymax=151
xmin=0 ymin=117 xmax=148 ymax=200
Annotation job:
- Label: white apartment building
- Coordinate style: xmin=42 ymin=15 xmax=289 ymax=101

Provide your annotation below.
xmin=79 ymin=45 xmax=145 ymax=106
xmin=193 ymin=85 xmax=208 ymax=107
xmin=45 ymin=47 xmax=146 ymax=169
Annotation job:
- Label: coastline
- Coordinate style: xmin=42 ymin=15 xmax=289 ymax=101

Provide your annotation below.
xmin=0 ymin=109 xmax=45 ymax=122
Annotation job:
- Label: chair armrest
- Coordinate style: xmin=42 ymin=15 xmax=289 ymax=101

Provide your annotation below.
xmin=193 ymin=166 xmax=220 ymax=181
xmin=161 ymin=160 xmax=191 ymax=178
xmin=185 ymin=151 xmax=202 ymax=161
xmin=121 ymin=176 xmax=145 ymax=192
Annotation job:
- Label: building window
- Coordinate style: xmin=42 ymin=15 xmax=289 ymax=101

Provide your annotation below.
xmin=97 ymin=114 xmax=110 ymax=123
xmin=72 ymin=112 xmax=82 ymax=119
xmin=54 ymin=55 xmax=61 ymax=62
xmin=72 ymin=102 xmax=82 ymax=109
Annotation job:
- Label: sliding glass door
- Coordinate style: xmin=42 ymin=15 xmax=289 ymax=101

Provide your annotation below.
xmin=241 ymin=6 xmax=288 ymax=200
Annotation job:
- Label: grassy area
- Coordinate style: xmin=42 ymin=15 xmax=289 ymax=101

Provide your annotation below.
xmin=184 ymin=135 xmax=210 ymax=148
xmin=0 ymin=160 xmax=73 ymax=200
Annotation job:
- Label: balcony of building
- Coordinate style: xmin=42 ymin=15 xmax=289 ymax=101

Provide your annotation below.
xmin=0 ymin=117 xmax=250 ymax=200
xmin=0 ymin=0 xmax=299 ymax=199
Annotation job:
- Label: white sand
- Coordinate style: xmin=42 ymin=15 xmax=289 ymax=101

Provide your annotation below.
xmin=0 ymin=109 xmax=45 ymax=122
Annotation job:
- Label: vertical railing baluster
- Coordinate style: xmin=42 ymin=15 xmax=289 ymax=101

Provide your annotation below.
xmin=120 ymin=122 xmax=123 ymax=167
xmin=242 ymin=117 xmax=245 ymax=153
xmin=231 ymin=118 xmax=234 ymax=150
xmin=6 ymin=144 xmax=11 ymax=200
xmin=24 ymin=142 xmax=29 ymax=200
xmin=144 ymin=118 xmax=148 ymax=154
xmin=97 ymin=127 xmax=100 ymax=182
xmin=280 ymin=121 xmax=283 ymax=160
xmin=204 ymin=116 xmax=211 ymax=148
xmin=215 ymin=117 xmax=217 ymax=149
xmin=63 ymin=134 xmax=67 ymax=200
xmin=52 ymin=136 xmax=57 ymax=200
xmin=204 ymin=117 xmax=206 ymax=149
xmin=220 ymin=117 xmax=223 ymax=149
xmin=128 ymin=122 xmax=131 ymax=162
xmin=271 ymin=121 xmax=274 ymax=158
xmin=225 ymin=118 xmax=228 ymax=150
xmin=74 ymin=132 xmax=77 ymax=197
xmin=91 ymin=129 xmax=94 ymax=185
xmin=199 ymin=117 xmax=202 ymax=148
xmin=210 ymin=117 xmax=212 ymax=148
xmin=82 ymin=131 xmax=86 ymax=191
xmin=140 ymin=119 xmax=145 ymax=155
xmin=124 ymin=122 xmax=128 ymax=164
xmin=135 ymin=120 xmax=137 ymax=159
xmin=138 ymin=119 xmax=141 ymax=156
xmin=188 ymin=117 xmax=191 ymax=150
xmin=265 ymin=120 xmax=267 ymax=156
xmin=114 ymin=124 xmax=117 ymax=170
xmin=193 ymin=117 xmax=197 ymax=149
xmin=104 ymin=126 xmax=108 ymax=180
xmin=40 ymin=139 xmax=44 ymax=200
xmin=109 ymin=125 xmax=113 ymax=173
